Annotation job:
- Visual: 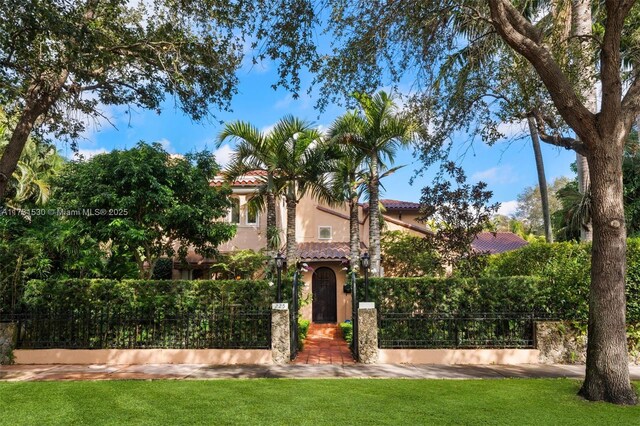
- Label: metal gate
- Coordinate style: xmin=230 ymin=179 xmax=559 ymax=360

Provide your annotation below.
xmin=350 ymin=271 xmax=359 ymax=361
xmin=290 ymin=269 xmax=300 ymax=360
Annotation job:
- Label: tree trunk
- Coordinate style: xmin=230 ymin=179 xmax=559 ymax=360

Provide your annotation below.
xmin=527 ymin=115 xmax=553 ymax=242
xmin=349 ymin=194 xmax=360 ymax=269
xmin=285 ymin=194 xmax=297 ymax=263
xmin=266 ymin=189 xmax=278 ymax=255
xmin=368 ymin=156 xmax=381 ymax=276
xmin=0 ymin=72 xmax=69 ymax=200
xmin=578 ymin=135 xmax=637 ymax=404
xmin=572 ymin=0 xmax=595 ymax=242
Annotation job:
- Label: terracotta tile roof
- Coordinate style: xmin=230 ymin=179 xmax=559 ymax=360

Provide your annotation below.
xmin=297 ymin=242 xmax=367 ymax=261
xmin=362 ymin=199 xmax=422 ymax=210
xmin=210 ymin=170 xmax=268 ymax=187
xmin=471 ymin=232 xmax=529 ymax=254
xmin=382 ymin=215 xmax=433 ymax=235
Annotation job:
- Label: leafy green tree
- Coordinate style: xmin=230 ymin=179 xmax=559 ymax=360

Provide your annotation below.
xmin=0 ymin=0 xmax=248 ymax=200
xmin=251 ymin=0 xmax=640 ymax=404
xmin=328 ymin=91 xmax=416 ymax=276
xmin=55 ymin=142 xmax=235 ymax=278
xmin=419 ymin=162 xmax=499 ymax=277
xmin=381 ymin=231 xmax=442 ymax=277
xmin=515 ymin=177 xmax=569 ymax=236
xmin=210 ymin=249 xmax=270 ymax=280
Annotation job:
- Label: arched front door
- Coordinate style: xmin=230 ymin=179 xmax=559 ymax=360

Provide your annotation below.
xmin=312 ymin=267 xmax=337 ymax=323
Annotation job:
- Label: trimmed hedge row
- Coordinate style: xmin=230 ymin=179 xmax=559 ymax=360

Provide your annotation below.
xmin=357 ymin=276 xmax=639 ymax=323
xmin=22 ymin=279 xmax=287 ymax=312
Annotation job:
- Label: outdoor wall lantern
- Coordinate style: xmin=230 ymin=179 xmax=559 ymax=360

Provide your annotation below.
xmin=360 ymin=252 xmax=370 ymax=302
xmin=275 ymin=253 xmax=286 ymax=303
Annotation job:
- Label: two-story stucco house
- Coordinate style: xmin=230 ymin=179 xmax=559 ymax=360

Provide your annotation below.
xmin=174 ymin=171 xmax=528 ymax=325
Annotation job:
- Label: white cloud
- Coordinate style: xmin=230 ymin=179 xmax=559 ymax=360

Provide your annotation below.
xmin=72 ymin=148 xmax=108 ymax=160
xmin=156 ymin=138 xmax=175 ymax=153
xmin=496 ymin=119 xmax=528 ymax=139
xmin=214 ymin=144 xmax=235 ymax=169
xmin=497 ymin=200 xmax=518 ymax=217
xmin=471 ymin=165 xmax=517 ymax=185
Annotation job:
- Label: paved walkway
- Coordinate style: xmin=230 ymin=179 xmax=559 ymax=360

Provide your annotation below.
xmin=293 ymin=323 xmax=354 ymax=365
xmin=2 ymin=363 xmax=640 ymax=382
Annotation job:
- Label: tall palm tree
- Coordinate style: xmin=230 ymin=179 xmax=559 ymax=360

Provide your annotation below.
xmin=270 ymin=116 xmax=338 ymax=262
xmin=326 ymin=139 xmax=368 ymax=268
xmin=331 ymin=91 xmax=416 ymax=276
xmin=217 ymin=122 xmax=281 ymax=255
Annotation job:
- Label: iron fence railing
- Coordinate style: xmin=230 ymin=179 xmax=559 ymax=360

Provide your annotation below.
xmin=2 ymin=306 xmax=271 ymax=350
xmin=378 ymin=312 xmax=539 ymax=349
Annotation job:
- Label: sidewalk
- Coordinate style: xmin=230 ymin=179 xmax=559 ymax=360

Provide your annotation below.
xmin=2 ymin=363 xmax=640 ymax=382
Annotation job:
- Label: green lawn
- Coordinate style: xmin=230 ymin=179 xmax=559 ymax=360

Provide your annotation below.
xmin=0 ymin=379 xmax=637 ymax=425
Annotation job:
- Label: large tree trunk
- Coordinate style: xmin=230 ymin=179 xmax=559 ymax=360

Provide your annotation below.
xmin=285 ymin=194 xmax=297 ymax=263
xmin=349 ymin=194 xmax=360 ymax=269
xmin=527 ymin=115 xmax=553 ymax=242
xmin=266 ymin=188 xmax=278 ymax=255
xmin=0 ymin=72 xmax=68 ymax=200
xmin=368 ymin=156 xmax=382 ymax=276
xmin=578 ymin=133 xmax=637 ymax=404
xmin=572 ymin=0 xmax=595 ymax=242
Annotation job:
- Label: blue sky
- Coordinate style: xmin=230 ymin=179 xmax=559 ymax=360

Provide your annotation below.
xmin=61 ymin=56 xmax=576 ymax=217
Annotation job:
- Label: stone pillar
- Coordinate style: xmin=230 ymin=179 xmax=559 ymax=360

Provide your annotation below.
xmin=535 ymin=320 xmax=587 ymax=364
xmin=0 ymin=322 xmax=17 ymax=365
xmin=271 ymin=303 xmax=290 ymax=364
xmin=358 ymin=302 xmax=378 ymax=364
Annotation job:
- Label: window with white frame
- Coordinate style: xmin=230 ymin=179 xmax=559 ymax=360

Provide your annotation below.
xmin=246 ymin=207 xmax=258 ymax=225
xmin=229 ymin=198 xmax=240 ymax=224
xmin=318 ymin=226 xmax=332 ymax=240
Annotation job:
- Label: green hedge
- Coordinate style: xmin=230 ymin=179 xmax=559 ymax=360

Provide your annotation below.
xmin=22 ymin=279 xmax=283 ymax=312
xmin=354 ymin=238 xmax=640 ymax=323
xmin=482 ymin=239 xmax=640 ymax=323
xmin=356 ymin=276 xmax=549 ymax=315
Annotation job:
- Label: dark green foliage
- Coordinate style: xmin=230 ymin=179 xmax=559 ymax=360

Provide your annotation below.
xmin=210 ymin=250 xmax=269 ymax=280
xmin=381 ymin=231 xmax=442 ymax=277
xmin=55 ymin=142 xmax=235 ymax=278
xmin=152 ymin=258 xmax=173 ymax=280
xmin=420 ymin=162 xmax=499 ymax=276
xmin=23 ymin=279 xmax=276 ymax=312
xmin=339 ymin=322 xmax=353 ymax=344
xmin=357 ymin=276 xmax=547 ymax=316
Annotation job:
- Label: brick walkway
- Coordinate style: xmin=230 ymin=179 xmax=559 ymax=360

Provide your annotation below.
xmin=293 ymin=323 xmax=355 ymax=364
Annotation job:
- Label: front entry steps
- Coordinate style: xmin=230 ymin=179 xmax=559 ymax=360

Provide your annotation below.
xmin=293 ymin=323 xmax=355 ymax=365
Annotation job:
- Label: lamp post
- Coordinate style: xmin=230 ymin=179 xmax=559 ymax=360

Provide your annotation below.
xmin=275 ymin=252 xmax=285 ymax=303
xmin=361 ymin=252 xmax=370 ymax=302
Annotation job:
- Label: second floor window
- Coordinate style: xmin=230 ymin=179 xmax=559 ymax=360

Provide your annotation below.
xmin=230 ymin=198 xmax=240 ymax=224
xmin=246 ymin=207 xmax=258 ymax=225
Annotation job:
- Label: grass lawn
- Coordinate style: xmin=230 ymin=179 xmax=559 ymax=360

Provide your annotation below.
xmin=0 ymin=379 xmax=637 ymax=425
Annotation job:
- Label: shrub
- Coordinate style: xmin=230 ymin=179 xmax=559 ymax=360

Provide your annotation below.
xmin=381 ymin=231 xmax=442 ymax=277
xmin=22 ymin=279 xmax=278 ymax=312
xmin=340 ymin=322 xmax=353 ymax=344
xmin=298 ymin=319 xmax=310 ymax=350
xmin=356 ymin=276 xmax=548 ymax=315
xmin=152 ymin=258 xmax=174 ymax=280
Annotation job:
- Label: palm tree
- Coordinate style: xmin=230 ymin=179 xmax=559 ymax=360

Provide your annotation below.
xmin=331 ymin=91 xmax=416 ymax=276
xmin=326 ymin=139 xmax=368 ymax=268
xmin=217 ymin=122 xmax=281 ymax=255
xmin=270 ymin=116 xmax=338 ymax=262
xmin=0 ymin=122 xmax=64 ymax=207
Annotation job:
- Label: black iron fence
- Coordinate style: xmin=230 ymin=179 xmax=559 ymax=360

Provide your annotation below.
xmin=3 ymin=306 xmax=271 ymax=350
xmin=378 ymin=312 xmax=538 ymax=349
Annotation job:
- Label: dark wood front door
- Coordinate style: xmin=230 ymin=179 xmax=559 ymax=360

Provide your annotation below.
xmin=312 ymin=267 xmax=337 ymax=323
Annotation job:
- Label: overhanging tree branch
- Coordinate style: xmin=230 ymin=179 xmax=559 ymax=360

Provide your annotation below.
xmin=487 ymin=0 xmax=598 ymax=145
